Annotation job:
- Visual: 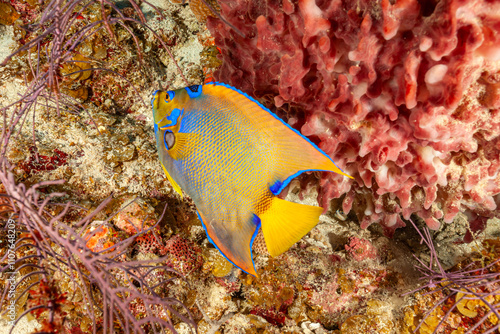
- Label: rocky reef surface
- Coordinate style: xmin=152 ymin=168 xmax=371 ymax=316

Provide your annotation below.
xmin=0 ymin=0 xmax=499 ymax=333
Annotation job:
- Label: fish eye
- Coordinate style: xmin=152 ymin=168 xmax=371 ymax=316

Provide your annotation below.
xmin=164 ymin=91 xmax=175 ymax=103
xmin=164 ymin=131 xmax=175 ymax=150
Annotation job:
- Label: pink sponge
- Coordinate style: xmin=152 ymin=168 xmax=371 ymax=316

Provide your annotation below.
xmin=208 ymin=0 xmax=500 ymax=235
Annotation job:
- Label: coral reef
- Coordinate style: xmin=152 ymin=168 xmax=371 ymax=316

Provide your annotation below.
xmin=207 ymin=0 xmax=500 ymax=235
xmin=204 ymin=248 xmax=234 ymax=278
xmin=0 ymin=169 xmax=196 ymax=333
xmin=114 ymin=197 xmax=160 ymax=234
xmin=2 ymin=0 xmax=500 ymax=333
xmin=163 ymin=234 xmax=204 ymax=275
xmin=170 ymin=0 xmax=220 ymax=22
xmin=340 ymin=299 xmax=394 ymax=333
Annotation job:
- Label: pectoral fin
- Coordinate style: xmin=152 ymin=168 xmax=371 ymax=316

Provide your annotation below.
xmin=197 ymin=210 xmax=258 ymax=276
xmin=168 ymin=132 xmax=202 ymax=160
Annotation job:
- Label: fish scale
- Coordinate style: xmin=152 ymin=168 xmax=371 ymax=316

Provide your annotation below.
xmin=178 ymin=106 xmax=261 ymax=229
xmin=152 ymin=82 xmax=352 ymax=275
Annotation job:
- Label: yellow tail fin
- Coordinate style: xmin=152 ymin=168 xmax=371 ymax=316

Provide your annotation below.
xmin=259 ymin=197 xmax=323 ymax=257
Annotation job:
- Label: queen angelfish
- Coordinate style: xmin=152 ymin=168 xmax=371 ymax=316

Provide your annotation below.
xmin=151 ymin=82 xmax=352 ymax=276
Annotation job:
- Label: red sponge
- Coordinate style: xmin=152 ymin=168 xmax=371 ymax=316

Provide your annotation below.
xmin=208 ymin=0 xmax=500 ymax=235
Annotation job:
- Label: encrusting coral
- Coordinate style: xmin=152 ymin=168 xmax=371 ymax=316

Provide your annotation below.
xmin=207 ymin=0 xmax=500 ymax=235
xmin=169 ymin=0 xmax=221 ymax=22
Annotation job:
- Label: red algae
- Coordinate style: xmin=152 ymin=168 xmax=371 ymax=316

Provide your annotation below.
xmin=207 ymin=0 xmax=500 ymax=235
xmin=18 ymin=146 xmax=68 ymax=177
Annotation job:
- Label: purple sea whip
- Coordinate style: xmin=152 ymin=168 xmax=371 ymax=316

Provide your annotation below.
xmin=405 ymin=219 xmax=500 ymax=333
xmin=0 ymin=159 xmax=196 ymax=333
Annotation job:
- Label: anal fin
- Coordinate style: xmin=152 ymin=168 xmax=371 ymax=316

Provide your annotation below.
xmin=197 ymin=210 xmax=258 ymax=276
xmin=259 ymin=196 xmax=323 ymax=257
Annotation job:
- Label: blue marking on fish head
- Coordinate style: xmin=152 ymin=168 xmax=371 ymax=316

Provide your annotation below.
xmin=164 ymin=108 xmax=183 ymax=128
xmin=152 ymin=88 xmax=190 ymax=130
xmin=185 ymin=85 xmax=203 ymax=98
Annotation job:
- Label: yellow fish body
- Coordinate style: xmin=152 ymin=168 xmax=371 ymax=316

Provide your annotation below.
xmin=151 ymin=82 xmax=351 ymax=276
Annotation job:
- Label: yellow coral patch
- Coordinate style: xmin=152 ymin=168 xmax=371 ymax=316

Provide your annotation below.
xmin=456 ymin=291 xmax=479 ymax=318
xmin=60 ymin=54 xmax=93 ymax=81
xmin=0 ymin=3 xmax=20 ymax=25
xmin=170 ymin=0 xmax=220 ymax=22
xmin=206 ymin=249 xmax=233 ymax=277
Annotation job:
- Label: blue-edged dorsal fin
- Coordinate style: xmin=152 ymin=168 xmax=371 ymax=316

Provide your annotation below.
xmin=197 ymin=209 xmax=258 ymax=276
xmin=203 ymin=82 xmax=353 ymax=195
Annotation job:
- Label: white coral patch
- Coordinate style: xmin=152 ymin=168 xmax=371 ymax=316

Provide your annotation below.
xmin=0 ymin=25 xmax=16 ymax=64
xmin=425 ymin=64 xmax=448 ymax=85
xmin=419 ymin=36 xmax=433 ymax=52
